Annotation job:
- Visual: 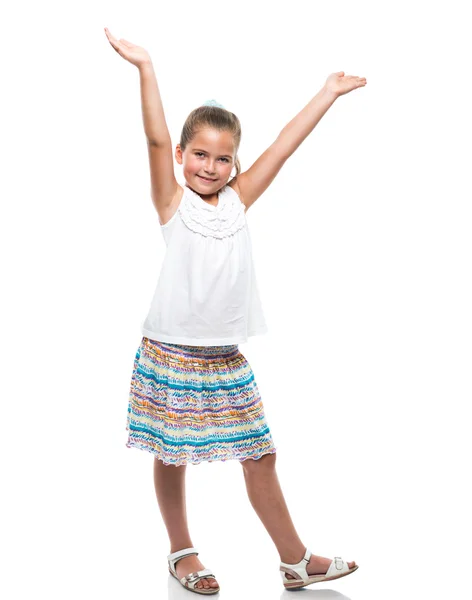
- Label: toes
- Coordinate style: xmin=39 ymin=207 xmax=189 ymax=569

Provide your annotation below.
xmin=197 ymin=578 xmax=218 ymax=589
xmin=348 ymin=561 xmax=356 ymax=569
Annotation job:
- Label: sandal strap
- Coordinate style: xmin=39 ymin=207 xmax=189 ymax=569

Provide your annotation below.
xmin=279 ymin=548 xmax=312 ymax=584
xmin=167 ymin=547 xmax=199 ymax=574
xmin=180 ymin=568 xmax=215 ymax=589
xmin=326 ymin=556 xmax=349 ymax=578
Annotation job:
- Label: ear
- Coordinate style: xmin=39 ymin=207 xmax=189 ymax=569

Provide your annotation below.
xmin=175 ymin=144 xmax=183 ymax=164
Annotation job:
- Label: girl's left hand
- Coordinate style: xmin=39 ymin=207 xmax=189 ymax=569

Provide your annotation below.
xmin=324 ymin=71 xmax=367 ymax=98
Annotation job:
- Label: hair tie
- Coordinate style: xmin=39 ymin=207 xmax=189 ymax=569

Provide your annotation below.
xmin=202 ymin=99 xmax=226 ymax=109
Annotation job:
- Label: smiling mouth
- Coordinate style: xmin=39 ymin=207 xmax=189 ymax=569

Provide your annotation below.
xmin=198 ymin=175 xmax=216 ymax=181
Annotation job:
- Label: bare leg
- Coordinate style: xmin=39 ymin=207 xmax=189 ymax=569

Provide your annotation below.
xmin=241 ymin=452 xmax=356 ymax=577
xmin=153 ymin=458 xmax=219 ymax=590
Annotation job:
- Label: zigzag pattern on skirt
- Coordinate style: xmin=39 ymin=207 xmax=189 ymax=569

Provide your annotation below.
xmin=126 ymin=337 xmax=277 ymax=466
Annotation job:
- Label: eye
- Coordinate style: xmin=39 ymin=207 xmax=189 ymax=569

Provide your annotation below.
xmin=195 ymin=152 xmax=229 ymax=162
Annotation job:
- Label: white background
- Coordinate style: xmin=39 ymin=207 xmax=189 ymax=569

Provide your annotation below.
xmin=2 ymin=1 xmax=471 ymax=599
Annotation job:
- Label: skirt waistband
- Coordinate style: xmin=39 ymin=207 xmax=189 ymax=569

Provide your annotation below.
xmin=144 ymin=337 xmax=240 ymax=360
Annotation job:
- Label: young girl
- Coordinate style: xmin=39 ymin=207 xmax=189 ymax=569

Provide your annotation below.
xmin=105 ymin=27 xmax=366 ymax=595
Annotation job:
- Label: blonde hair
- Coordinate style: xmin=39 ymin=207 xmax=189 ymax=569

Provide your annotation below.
xmin=179 ymin=105 xmax=241 ymax=184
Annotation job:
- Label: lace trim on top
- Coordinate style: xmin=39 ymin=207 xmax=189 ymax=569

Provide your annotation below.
xmin=178 ymin=184 xmax=246 ymax=239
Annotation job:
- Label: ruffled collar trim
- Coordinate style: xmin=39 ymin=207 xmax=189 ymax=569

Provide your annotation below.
xmin=178 ymin=184 xmax=246 ymax=239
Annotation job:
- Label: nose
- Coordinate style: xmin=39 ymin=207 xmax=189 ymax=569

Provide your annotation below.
xmin=204 ymin=159 xmax=216 ymax=174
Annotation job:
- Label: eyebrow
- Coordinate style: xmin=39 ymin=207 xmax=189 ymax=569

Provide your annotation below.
xmin=193 ymin=148 xmax=233 ymax=159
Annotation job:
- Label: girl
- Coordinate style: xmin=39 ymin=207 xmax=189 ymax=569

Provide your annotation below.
xmin=105 ymin=27 xmax=366 ymax=595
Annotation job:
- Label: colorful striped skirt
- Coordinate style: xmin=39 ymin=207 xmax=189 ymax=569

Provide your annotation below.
xmin=125 ymin=337 xmax=277 ymax=466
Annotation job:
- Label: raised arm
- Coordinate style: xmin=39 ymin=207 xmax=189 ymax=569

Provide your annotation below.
xmin=237 ymin=71 xmax=367 ymax=211
xmin=104 ymin=28 xmax=179 ymax=212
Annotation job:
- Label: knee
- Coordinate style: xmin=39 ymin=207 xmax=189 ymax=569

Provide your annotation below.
xmin=241 ymin=450 xmax=277 ymax=474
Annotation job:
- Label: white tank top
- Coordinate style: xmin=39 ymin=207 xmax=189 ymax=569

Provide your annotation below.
xmin=141 ymin=183 xmax=268 ymax=346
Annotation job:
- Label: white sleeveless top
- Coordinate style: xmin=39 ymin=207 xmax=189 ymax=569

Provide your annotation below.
xmin=141 ymin=183 xmax=268 ymax=346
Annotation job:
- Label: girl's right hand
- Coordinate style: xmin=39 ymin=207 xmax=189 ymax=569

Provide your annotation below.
xmin=104 ymin=27 xmax=151 ymax=69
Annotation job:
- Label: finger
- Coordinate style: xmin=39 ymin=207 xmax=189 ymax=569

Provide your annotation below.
xmin=119 ymin=38 xmax=135 ymax=48
xmin=108 ymin=38 xmax=121 ymax=51
xmin=106 ymin=29 xmax=126 ymax=53
xmin=105 ymin=30 xmax=119 ymax=46
xmin=104 ymin=27 xmax=117 ymax=42
xmin=110 ymin=40 xmax=124 ymax=55
xmin=107 ymin=35 xmax=123 ymax=51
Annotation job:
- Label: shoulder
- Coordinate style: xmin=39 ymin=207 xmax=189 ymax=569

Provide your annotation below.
xmin=226 ymin=179 xmax=248 ymax=212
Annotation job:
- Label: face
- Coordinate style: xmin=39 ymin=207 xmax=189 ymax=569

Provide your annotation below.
xmin=175 ymin=128 xmax=236 ymax=194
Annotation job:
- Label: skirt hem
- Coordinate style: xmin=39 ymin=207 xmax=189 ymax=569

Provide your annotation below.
xmin=125 ymin=440 xmax=277 ymax=467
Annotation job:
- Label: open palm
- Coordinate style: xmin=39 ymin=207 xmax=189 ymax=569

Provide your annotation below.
xmin=325 ymin=71 xmax=367 ymax=97
xmin=104 ymin=28 xmax=150 ymax=68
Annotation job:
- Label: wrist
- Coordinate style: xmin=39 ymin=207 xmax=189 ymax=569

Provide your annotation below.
xmin=138 ymin=59 xmax=153 ymax=74
xmin=321 ymin=85 xmax=339 ymax=102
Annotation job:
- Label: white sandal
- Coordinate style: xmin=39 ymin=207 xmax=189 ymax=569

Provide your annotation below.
xmin=167 ymin=547 xmax=220 ymax=595
xmin=280 ymin=548 xmax=359 ymax=589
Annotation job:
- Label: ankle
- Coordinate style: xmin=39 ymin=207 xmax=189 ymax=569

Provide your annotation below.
xmin=280 ymin=545 xmax=307 ymax=564
xmin=170 ymin=541 xmax=194 ymax=554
